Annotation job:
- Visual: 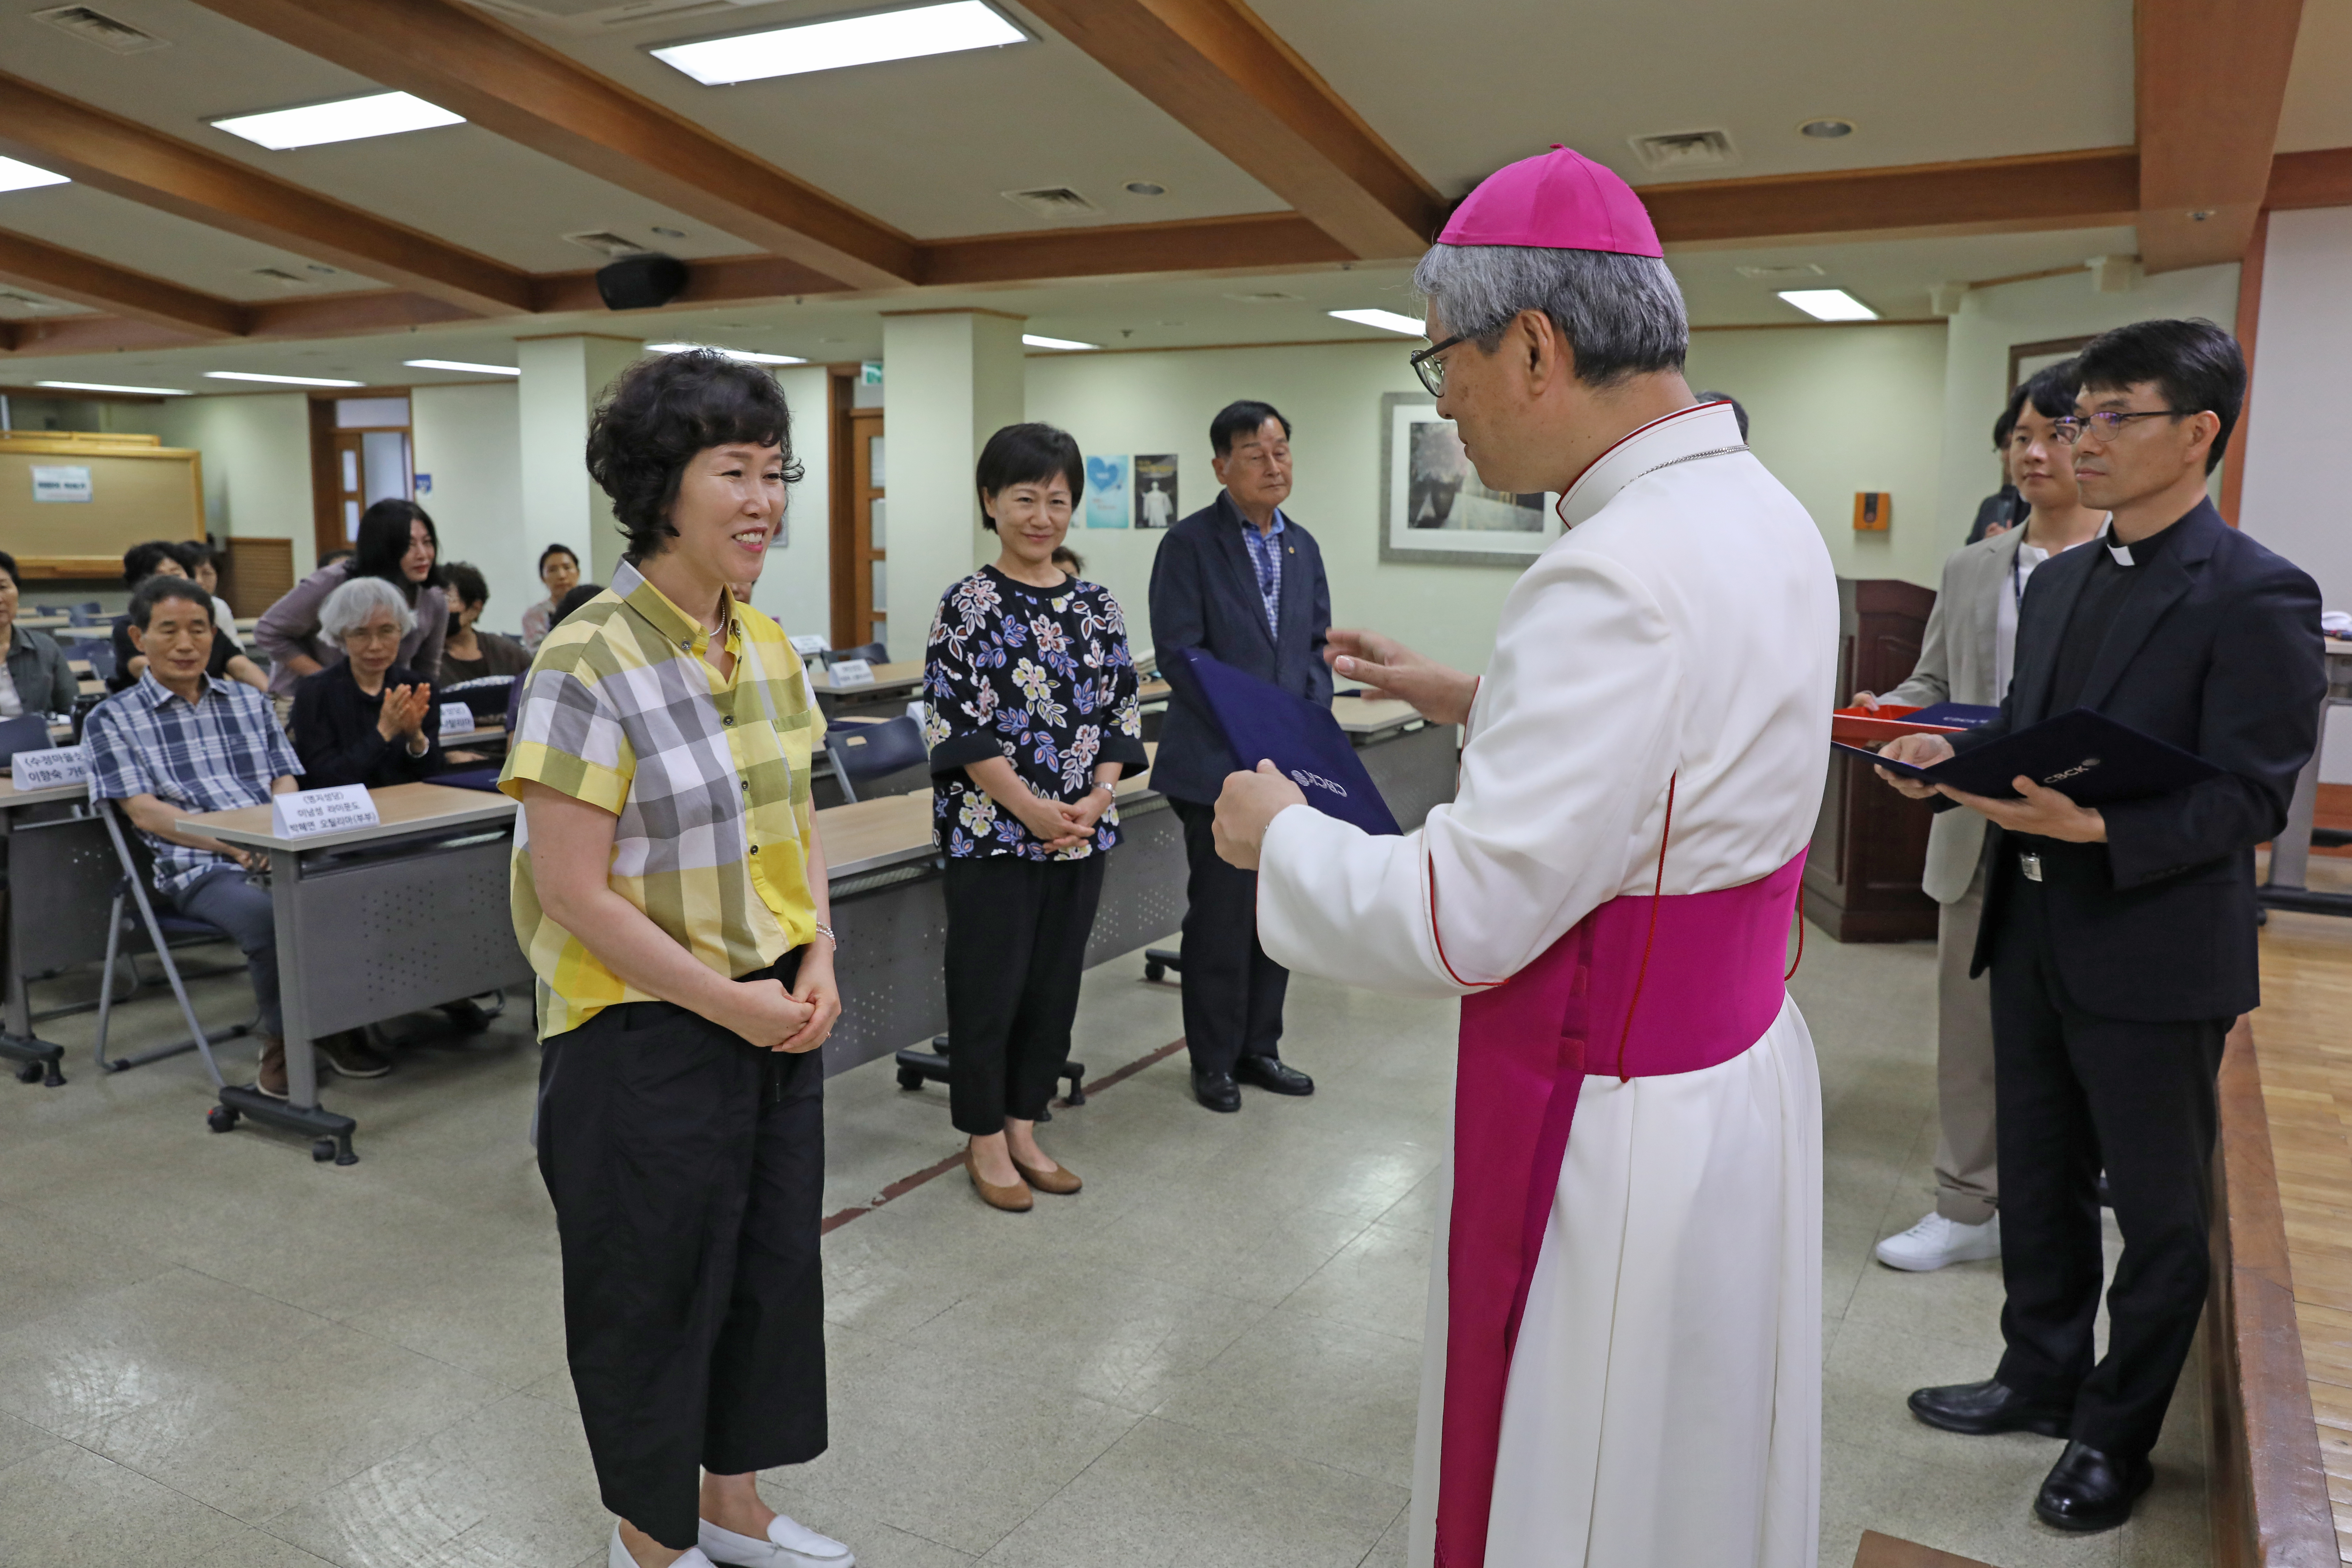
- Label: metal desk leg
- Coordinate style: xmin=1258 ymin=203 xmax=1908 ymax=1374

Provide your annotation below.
xmin=2259 ymin=693 xmax=2352 ymax=918
xmin=210 ymin=845 xmax=357 ymax=1163
xmin=0 ymin=812 xmax=65 ymax=1087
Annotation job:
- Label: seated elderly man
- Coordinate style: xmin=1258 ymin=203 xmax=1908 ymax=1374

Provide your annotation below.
xmin=83 ymin=576 xmax=389 ymax=1092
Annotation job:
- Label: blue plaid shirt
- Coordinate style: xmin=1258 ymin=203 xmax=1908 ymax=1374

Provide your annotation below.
xmin=84 ymin=672 xmax=303 ymax=895
xmin=1239 ymin=509 xmax=1286 ymax=635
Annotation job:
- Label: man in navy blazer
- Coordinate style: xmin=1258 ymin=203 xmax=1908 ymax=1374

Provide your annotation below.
xmin=1877 ymin=321 xmax=2324 ymax=1533
xmin=1149 ymin=400 xmax=1331 ymax=1112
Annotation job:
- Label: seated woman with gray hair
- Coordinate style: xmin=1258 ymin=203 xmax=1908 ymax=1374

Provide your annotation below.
xmin=289 ymin=574 xmax=445 ymax=791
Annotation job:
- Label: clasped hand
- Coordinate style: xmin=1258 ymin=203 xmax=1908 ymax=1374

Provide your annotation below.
xmin=721 ymin=947 xmax=840 ymax=1054
xmin=1873 ymin=732 xmax=2107 ymax=843
xmin=374 ymin=683 xmax=433 ymax=744
xmin=1017 ymin=788 xmax=1105 ymax=852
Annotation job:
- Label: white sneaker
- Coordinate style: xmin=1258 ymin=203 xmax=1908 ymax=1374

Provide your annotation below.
xmin=609 ymin=1525 xmax=716 ymax=1568
xmin=1874 ymin=1211 xmax=2000 ymax=1272
xmin=699 ymin=1514 xmax=854 ymax=1568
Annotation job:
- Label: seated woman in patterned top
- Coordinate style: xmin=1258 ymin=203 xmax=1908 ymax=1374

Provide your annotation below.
xmin=924 ymin=422 xmax=1148 ymax=1212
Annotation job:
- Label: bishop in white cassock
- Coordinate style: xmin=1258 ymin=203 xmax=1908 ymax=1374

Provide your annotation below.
xmin=1214 ymin=147 xmax=1839 ymax=1568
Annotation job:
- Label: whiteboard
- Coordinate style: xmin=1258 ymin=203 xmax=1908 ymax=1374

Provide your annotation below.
xmin=0 ymin=436 xmax=203 ymax=577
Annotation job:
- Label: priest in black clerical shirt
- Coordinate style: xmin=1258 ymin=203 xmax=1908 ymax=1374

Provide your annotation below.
xmin=1875 ymin=319 xmax=2324 ymax=1535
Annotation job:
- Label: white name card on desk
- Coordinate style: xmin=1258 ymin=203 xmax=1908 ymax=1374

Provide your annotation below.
xmin=439 ymin=701 xmax=476 ymax=736
xmin=829 ymin=658 xmax=874 ymax=686
xmin=789 ymin=634 xmax=828 ymax=657
xmin=272 ymin=784 xmax=380 ymax=839
xmin=12 ymin=746 xmax=89 ymax=789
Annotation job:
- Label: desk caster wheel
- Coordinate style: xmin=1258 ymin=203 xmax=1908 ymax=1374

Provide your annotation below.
xmin=16 ymin=1061 xmax=41 ymax=1084
xmin=896 ymin=1065 xmax=925 ymax=1091
xmin=1144 ymin=960 xmax=1166 ymax=982
xmin=207 ymin=1105 xmax=239 ymax=1133
xmin=312 ymin=1137 xmax=337 ymax=1163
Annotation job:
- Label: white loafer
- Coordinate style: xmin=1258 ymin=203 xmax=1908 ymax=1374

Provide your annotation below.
xmin=610 ymin=1524 xmax=716 ymax=1568
xmin=698 ymin=1513 xmax=854 ymax=1568
xmin=1874 ymin=1211 xmax=2001 ymax=1272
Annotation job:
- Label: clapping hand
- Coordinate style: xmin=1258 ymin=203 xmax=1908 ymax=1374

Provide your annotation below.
xmin=1325 ymin=628 xmax=1478 ymax=727
xmin=376 ymin=683 xmax=433 ymax=744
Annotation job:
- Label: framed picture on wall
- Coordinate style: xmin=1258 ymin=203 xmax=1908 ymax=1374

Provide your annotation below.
xmin=1378 ymin=392 xmax=1562 ymax=565
xmin=1134 ymin=454 xmax=1177 ymax=528
xmin=1084 ymin=454 xmax=1130 ymax=530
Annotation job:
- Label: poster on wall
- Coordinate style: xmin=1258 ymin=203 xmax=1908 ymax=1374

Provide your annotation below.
xmin=1378 ymin=392 xmax=1561 ymax=565
xmin=1084 ymin=455 xmax=1130 ymax=530
xmin=1133 ymin=454 xmax=1178 ymax=528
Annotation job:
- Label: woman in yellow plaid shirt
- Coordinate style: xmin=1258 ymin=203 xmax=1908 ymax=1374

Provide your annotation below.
xmin=503 ymin=350 xmax=852 ymax=1568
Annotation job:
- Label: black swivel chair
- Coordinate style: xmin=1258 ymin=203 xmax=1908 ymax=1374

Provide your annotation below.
xmin=821 ymin=715 xmax=930 ymax=805
xmin=820 ymin=642 xmax=889 ymax=670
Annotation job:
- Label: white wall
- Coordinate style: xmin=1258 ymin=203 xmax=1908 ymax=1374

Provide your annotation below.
xmin=411 ymin=381 xmax=530 ymax=632
xmin=1932 ymin=262 xmax=2241 ymax=570
xmin=150 ymin=392 xmax=316 ymax=576
xmin=883 ymin=312 xmax=1028 ymax=662
xmin=749 ymin=364 xmax=833 ymax=641
xmin=2237 ymin=205 xmax=2352 ymax=779
xmin=1685 ymin=324 xmax=1950 ymax=587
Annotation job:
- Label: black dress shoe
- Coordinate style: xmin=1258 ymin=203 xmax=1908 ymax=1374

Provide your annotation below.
xmin=1237 ymin=1054 xmax=1314 ymax=1095
xmin=1907 ymin=1378 xmax=2072 ymax=1437
xmin=1193 ymin=1069 xmax=1241 ymax=1113
xmin=2034 ymin=1440 xmax=2152 ymax=1532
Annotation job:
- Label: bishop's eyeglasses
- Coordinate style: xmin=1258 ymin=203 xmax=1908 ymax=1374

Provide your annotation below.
xmin=1409 ymin=334 xmax=1468 ymax=396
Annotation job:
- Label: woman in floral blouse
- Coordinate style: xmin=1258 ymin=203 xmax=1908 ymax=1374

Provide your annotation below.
xmin=925 ymin=422 xmax=1147 ymax=1212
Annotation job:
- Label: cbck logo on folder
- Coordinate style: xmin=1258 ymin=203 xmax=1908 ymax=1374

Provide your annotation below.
xmin=1163 ymin=649 xmax=1404 ymax=836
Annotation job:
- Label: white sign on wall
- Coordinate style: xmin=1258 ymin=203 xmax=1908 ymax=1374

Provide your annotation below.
xmin=30 ymin=465 xmax=91 ymax=503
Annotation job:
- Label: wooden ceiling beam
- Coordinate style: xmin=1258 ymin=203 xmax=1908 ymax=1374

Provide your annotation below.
xmin=0 ymin=70 xmax=534 ymax=315
xmin=2266 ymin=146 xmax=2352 ymax=210
xmin=924 ymin=211 xmax=1351 ymax=287
xmin=186 ymin=0 xmax=915 ymax=291
xmin=2134 ymin=0 xmax=2306 ymax=272
xmin=1016 ymin=0 xmax=1441 ymax=259
xmin=0 ymin=229 xmax=249 ymax=337
xmin=1641 ymin=148 xmax=2142 ymax=249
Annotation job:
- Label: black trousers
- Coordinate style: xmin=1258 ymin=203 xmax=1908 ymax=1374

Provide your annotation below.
xmin=536 ymin=952 xmax=826 ymax=1550
xmin=1171 ymin=797 xmax=1289 ymax=1075
xmin=944 ymin=852 xmax=1106 ymax=1136
xmin=1989 ymin=874 xmax=2230 ymax=1459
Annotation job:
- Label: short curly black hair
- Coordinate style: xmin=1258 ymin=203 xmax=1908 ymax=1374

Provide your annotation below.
xmin=585 ymin=349 xmax=803 ymax=558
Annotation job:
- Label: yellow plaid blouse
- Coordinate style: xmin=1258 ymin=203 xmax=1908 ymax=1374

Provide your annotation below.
xmin=501 ymin=562 xmax=825 ymax=1039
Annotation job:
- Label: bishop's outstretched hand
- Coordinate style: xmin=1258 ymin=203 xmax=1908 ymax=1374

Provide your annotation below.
xmin=1324 ymin=628 xmax=1477 ymax=728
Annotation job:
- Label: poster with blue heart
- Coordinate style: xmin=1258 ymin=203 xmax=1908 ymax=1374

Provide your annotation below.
xmin=1084 ymin=454 xmax=1129 ymax=530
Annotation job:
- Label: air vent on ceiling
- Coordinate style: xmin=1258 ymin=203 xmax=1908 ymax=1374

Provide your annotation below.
xmin=250 ymin=267 xmax=314 ymax=289
xmin=1734 ymin=262 xmax=1826 ymax=281
xmin=461 ymin=0 xmax=736 ymax=32
xmin=32 ymin=5 xmax=169 ymax=53
xmin=1627 ymin=128 xmax=1738 ymax=173
xmin=1001 ymin=187 xmax=1101 ymax=221
xmin=565 ymin=230 xmax=652 ymax=258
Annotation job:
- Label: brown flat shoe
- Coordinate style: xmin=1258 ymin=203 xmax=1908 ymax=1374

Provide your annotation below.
xmin=967 ymin=1151 xmax=1033 ymax=1212
xmin=1011 ymin=1155 xmax=1081 ymax=1195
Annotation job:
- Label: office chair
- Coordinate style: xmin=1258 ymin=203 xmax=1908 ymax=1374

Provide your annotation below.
xmin=822 ymin=715 xmax=930 ymax=804
xmin=432 ymin=674 xmax=527 ymax=792
xmin=78 ymin=639 xmax=118 ymax=684
xmin=90 ymin=801 xmax=251 ymax=1081
xmin=821 ymin=642 xmax=889 ymax=669
xmin=0 ymin=714 xmax=50 ymax=768
xmin=893 ymin=1036 xmax=1086 ymax=1117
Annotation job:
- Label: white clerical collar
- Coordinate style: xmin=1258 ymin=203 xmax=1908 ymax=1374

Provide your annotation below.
xmin=2095 ymin=518 xmax=2135 ymax=566
xmin=1556 ymin=400 xmax=1748 ymax=531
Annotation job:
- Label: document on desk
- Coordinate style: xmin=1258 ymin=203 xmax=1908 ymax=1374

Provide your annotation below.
xmin=271 ymin=783 xmax=382 ymax=839
xmin=1833 ymin=706 xmax=2221 ymax=806
xmin=1164 ymin=648 xmax=1402 ymax=835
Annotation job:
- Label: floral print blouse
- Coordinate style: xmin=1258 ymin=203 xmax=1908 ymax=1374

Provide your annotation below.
xmin=924 ymin=565 xmax=1149 ymax=860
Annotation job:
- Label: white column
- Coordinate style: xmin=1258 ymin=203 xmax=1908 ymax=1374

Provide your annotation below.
xmin=878 ymin=310 xmax=1026 ymax=661
xmin=518 ymin=334 xmax=644 ymax=585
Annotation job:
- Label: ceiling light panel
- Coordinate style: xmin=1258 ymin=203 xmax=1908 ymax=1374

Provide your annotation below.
xmin=0 ymin=157 xmax=69 ymax=194
xmin=211 ymin=92 xmax=464 ymax=151
xmin=404 ymin=359 xmax=521 ymax=375
xmin=1021 ymin=334 xmax=1097 ymax=351
xmin=646 ymin=343 xmax=806 ymax=364
xmin=651 ymin=2 xmax=1026 ymax=87
xmin=37 ymin=379 xmax=189 ymax=396
xmin=1777 ymin=288 xmax=1878 ymax=321
xmin=205 ymin=370 xmax=365 ymax=386
xmin=1329 ymin=308 xmax=1425 ymax=336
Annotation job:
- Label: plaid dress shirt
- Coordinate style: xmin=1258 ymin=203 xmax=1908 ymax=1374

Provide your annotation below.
xmin=500 ymin=561 xmax=826 ymax=1040
xmin=83 ymin=672 xmax=304 ymax=895
xmin=1240 ymin=510 xmax=1287 ymax=634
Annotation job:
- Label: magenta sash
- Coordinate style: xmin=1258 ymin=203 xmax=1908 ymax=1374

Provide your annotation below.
xmin=1433 ymin=851 xmax=1805 ymax=1568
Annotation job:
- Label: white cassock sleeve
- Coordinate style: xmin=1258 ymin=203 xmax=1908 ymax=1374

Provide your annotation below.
xmin=1256 ymin=549 xmax=1681 ymax=996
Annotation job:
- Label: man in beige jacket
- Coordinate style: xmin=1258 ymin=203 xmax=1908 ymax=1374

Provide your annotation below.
xmin=1858 ymin=359 xmax=2106 ymax=1270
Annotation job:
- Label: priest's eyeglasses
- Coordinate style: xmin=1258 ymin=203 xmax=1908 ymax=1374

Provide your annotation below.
xmin=1409 ymin=334 xmax=1468 ymax=396
xmin=2051 ymin=410 xmax=2192 ymax=443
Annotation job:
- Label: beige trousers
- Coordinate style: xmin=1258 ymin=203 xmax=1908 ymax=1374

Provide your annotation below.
xmin=1933 ymin=870 xmax=1999 ymax=1224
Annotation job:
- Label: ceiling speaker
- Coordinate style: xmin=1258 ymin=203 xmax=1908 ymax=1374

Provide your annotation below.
xmin=595 ymin=254 xmax=688 ymax=311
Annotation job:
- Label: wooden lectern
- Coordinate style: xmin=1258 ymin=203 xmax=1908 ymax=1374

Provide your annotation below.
xmin=1805 ymin=578 xmax=1941 ymax=943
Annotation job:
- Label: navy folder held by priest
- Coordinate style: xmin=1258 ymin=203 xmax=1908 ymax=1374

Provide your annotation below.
xmin=1163 ymin=648 xmax=1403 ymax=836
xmin=1832 ymin=706 xmax=2221 ymax=807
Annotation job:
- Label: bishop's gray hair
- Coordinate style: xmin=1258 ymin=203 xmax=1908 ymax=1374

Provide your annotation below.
xmin=1413 ymin=244 xmax=1689 ymax=388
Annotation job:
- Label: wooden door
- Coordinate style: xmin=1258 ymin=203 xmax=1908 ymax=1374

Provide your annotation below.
xmin=832 ymin=405 xmax=885 ymax=650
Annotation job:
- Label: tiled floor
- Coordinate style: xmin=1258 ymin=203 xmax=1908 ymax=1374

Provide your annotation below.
xmin=0 ymin=919 xmax=2207 ymax=1567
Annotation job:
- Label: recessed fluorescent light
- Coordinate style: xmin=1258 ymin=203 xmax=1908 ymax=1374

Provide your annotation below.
xmin=211 ymin=91 xmax=463 ymax=152
xmin=403 ymin=358 xmax=521 ymax=376
xmin=36 ymin=379 xmax=189 ymax=396
xmin=204 ymin=370 xmax=364 ymax=387
xmin=1329 ymin=308 xmax=1426 ymax=336
xmin=652 ymin=1 xmax=1025 ymax=87
xmin=1021 ymin=334 xmax=1097 ymax=351
xmin=0 ymin=156 xmax=69 ymax=193
xmin=646 ymin=343 xmax=806 ymax=365
xmin=1777 ymin=288 xmax=1878 ymax=322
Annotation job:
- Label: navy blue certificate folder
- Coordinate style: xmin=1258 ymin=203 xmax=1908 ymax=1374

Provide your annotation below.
xmin=1832 ymin=706 xmax=2222 ymax=806
xmin=1164 ymin=648 xmax=1404 ymax=836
